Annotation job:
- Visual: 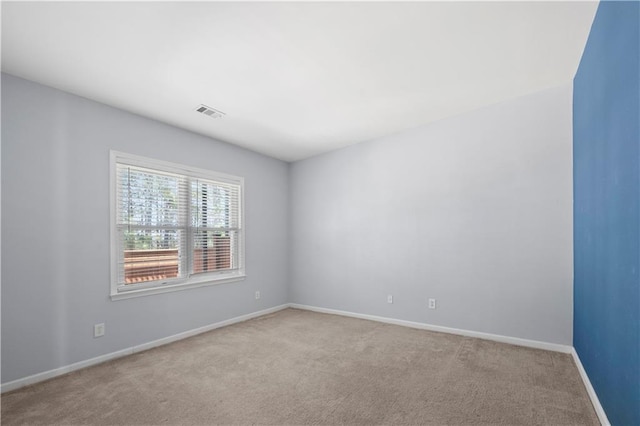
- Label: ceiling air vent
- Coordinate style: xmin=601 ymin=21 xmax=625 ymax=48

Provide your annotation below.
xmin=196 ymin=104 xmax=225 ymax=119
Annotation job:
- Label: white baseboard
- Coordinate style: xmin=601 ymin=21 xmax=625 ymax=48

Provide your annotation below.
xmin=1 ymin=304 xmax=289 ymax=394
xmin=289 ymin=303 xmax=573 ymax=353
xmin=1 ymin=347 xmax=135 ymax=394
xmin=292 ymin=304 xmax=610 ymax=425
xmin=132 ymin=304 xmax=288 ymax=353
xmin=571 ymin=348 xmax=610 ymax=426
xmin=2 ymin=302 xmax=609 ymax=426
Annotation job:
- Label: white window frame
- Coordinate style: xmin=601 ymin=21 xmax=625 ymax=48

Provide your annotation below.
xmin=110 ymin=151 xmax=245 ymax=300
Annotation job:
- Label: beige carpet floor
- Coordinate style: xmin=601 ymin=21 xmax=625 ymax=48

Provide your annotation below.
xmin=2 ymin=308 xmax=598 ymax=425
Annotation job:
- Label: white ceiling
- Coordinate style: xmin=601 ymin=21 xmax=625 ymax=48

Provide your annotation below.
xmin=1 ymin=1 xmax=598 ymax=162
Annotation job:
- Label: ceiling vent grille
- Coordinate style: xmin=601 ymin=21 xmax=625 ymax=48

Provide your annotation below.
xmin=196 ymin=104 xmax=225 ymax=119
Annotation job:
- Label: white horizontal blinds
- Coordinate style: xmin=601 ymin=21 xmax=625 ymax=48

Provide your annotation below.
xmin=116 ymin=164 xmax=188 ymax=286
xmin=191 ymin=178 xmax=241 ymax=275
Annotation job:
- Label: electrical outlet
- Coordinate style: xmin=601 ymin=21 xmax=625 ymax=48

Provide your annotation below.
xmin=94 ymin=323 xmax=105 ymax=338
xmin=255 ymin=291 xmax=260 ymax=300
xmin=387 ymin=294 xmax=393 ymax=304
xmin=428 ymin=298 xmax=437 ymax=310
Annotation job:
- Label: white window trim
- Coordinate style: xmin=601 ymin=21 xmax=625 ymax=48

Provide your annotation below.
xmin=109 ymin=151 xmax=245 ymax=301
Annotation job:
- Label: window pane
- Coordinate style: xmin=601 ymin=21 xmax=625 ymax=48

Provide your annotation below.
xmin=120 ymin=228 xmax=184 ymax=284
xmin=116 ymin=164 xmax=188 ymax=286
xmin=191 ymin=180 xmax=239 ymax=229
xmin=117 ymin=166 xmax=182 ymax=227
xmin=190 ymin=178 xmax=241 ymax=275
xmin=192 ymin=230 xmax=239 ymax=273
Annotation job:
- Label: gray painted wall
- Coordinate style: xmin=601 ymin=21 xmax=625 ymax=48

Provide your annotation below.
xmin=290 ymin=83 xmax=574 ymax=345
xmin=1 ymin=74 xmax=289 ymax=383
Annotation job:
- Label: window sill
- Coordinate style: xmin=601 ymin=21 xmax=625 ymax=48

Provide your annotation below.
xmin=110 ymin=273 xmax=246 ymax=301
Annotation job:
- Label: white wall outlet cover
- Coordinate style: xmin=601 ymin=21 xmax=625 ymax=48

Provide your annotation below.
xmin=255 ymin=291 xmax=260 ymax=300
xmin=428 ymin=298 xmax=437 ymax=309
xmin=387 ymin=295 xmax=393 ymax=304
xmin=94 ymin=323 xmax=105 ymax=338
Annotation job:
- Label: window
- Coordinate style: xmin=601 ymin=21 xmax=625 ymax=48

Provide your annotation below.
xmin=110 ymin=151 xmax=244 ymax=300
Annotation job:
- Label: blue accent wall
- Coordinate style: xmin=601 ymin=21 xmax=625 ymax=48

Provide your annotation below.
xmin=574 ymin=2 xmax=640 ymax=425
